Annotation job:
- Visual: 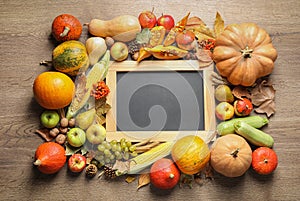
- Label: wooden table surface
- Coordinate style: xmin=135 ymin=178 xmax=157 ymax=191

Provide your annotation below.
xmin=1 ymin=0 xmax=299 ymax=200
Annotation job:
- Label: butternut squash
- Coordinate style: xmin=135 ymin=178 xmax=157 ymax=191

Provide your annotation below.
xmin=88 ymin=15 xmax=141 ymax=42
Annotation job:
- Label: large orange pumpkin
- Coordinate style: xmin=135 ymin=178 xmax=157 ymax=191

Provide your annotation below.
xmin=33 ymin=142 xmax=66 ymax=174
xmin=212 ymin=23 xmax=277 ymax=86
xmin=210 ymin=134 xmax=252 ymax=177
xmin=33 ymin=71 xmax=75 ymax=109
xmin=171 ymin=135 xmax=210 ymax=175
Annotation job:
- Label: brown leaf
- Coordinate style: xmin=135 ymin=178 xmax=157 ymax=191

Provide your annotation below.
xmin=232 ymin=86 xmax=251 ymax=100
xmin=195 ymin=48 xmax=213 ymax=63
xmin=137 ymin=173 xmax=150 ymax=190
xmin=125 ymin=176 xmax=136 ymax=184
xmin=250 ymin=79 xmax=276 ymax=117
xmin=185 ymin=16 xmax=206 ymax=29
xmin=214 ymin=12 xmax=224 ymax=38
xmin=113 ymin=160 xmax=131 ymax=176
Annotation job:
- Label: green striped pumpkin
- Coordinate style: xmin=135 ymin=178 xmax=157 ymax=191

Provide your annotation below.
xmin=52 ymin=40 xmax=89 ymax=76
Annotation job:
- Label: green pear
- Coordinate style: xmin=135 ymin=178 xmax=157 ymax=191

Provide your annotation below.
xmin=214 ymin=85 xmax=234 ymax=103
xmin=75 ymin=108 xmax=96 ymax=130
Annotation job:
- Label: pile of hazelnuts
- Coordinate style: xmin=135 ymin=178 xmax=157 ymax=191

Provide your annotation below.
xmin=49 ymin=117 xmax=75 ymax=145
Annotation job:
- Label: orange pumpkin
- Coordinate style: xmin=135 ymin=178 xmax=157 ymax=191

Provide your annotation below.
xmin=212 ymin=23 xmax=277 ymax=86
xmin=210 ymin=134 xmax=252 ymax=177
xmin=33 ymin=142 xmax=66 ymax=174
xmin=52 ymin=14 xmax=82 ymax=42
xmin=171 ymin=135 xmax=210 ymax=175
xmin=33 ymin=71 xmax=75 ymax=109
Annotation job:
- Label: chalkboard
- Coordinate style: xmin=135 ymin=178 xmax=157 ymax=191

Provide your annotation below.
xmin=105 ymin=60 xmax=215 ymax=142
xmin=116 ymin=71 xmax=205 ymax=131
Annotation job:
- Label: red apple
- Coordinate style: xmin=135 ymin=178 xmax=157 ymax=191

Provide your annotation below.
xmin=138 ymin=10 xmax=157 ymax=29
xmin=175 ymin=30 xmax=196 ymax=50
xmin=157 ymin=14 xmax=175 ymax=31
xmin=68 ymin=154 xmax=87 ymax=173
xmin=234 ymin=98 xmax=253 ymax=116
xmin=215 ymin=102 xmax=234 ymax=120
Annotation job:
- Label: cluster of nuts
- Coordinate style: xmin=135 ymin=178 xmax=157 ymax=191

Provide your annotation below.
xmin=49 ymin=117 xmax=75 ymax=145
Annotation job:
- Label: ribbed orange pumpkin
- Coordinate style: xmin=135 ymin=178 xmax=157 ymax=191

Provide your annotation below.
xmin=33 ymin=71 xmax=75 ymax=109
xmin=33 ymin=142 xmax=66 ymax=174
xmin=171 ymin=135 xmax=210 ymax=175
xmin=213 ymin=23 xmax=277 ymax=86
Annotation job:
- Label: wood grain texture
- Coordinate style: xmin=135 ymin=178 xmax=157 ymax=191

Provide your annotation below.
xmin=0 ymin=0 xmax=299 ymax=200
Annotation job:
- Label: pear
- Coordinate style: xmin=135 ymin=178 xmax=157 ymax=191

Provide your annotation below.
xmin=75 ymin=108 xmax=96 ymax=130
xmin=214 ymin=85 xmax=234 ymax=103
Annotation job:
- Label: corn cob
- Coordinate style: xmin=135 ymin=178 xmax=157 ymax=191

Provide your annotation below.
xmin=66 ymin=50 xmax=110 ymax=119
xmin=128 ymin=141 xmax=173 ymax=174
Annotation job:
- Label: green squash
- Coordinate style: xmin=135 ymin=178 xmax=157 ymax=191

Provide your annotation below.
xmin=52 ymin=40 xmax=89 ymax=76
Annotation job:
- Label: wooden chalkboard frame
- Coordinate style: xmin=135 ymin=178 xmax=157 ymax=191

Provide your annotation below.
xmin=105 ymin=60 xmax=215 ymax=142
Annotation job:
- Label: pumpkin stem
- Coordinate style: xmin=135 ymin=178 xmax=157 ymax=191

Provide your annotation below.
xmin=40 ymin=60 xmax=52 ymax=66
xmin=59 ymin=26 xmax=70 ymax=37
xmin=240 ymin=46 xmax=253 ymax=58
xmin=33 ymin=159 xmax=41 ymax=166
xmin=169 ymin=173 xmax=174 ymax=179
xmin=230 ymin=148 xmax=240 ymax=158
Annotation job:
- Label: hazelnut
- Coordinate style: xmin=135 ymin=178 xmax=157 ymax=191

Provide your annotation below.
xmin=49 ymin=128 xmax=60 ymax=137
xmin=68 ymin=118 xmax=76 ymax=128
xmin=59 ymin=127 xmax=68 ymax=134
xmin=60 ymin=117 xmax=69 ymax=128
xmin=55 ymin=134 xmax=66 ymax=145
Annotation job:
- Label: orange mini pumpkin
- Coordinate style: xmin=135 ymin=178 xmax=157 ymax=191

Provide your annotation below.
xmin=213 ymin=23 xmax=277 ymax=86
xmin=52 ymin=14 xmax=82 ymax=42
xmin=33 ymin=142 xmax=66 ymax=174
xmin=33 ymin=71 xmax=75 ymax=109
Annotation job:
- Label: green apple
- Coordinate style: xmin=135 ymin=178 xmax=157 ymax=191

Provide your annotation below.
xmin=40 ymin=110 xmax=60 ymax=128
xmin=86 ymin=124 xmax=106 ymax=144
xmin=67 ymin=128 xmax=86 ymax=147
xmin=215 ymin=102 xmax=234 ymax=121
xmin=214 ymin=85 xmax=234 ymax=103
xmin=110 ymin=42 xmax=128 ymax=61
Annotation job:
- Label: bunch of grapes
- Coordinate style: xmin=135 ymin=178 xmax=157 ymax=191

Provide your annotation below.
xmin=94 ymin=138 xmax=137 ymax=167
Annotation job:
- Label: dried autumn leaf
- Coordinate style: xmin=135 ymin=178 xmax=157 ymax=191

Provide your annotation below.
xmin=136 ymin=28 xmax=151 ymax=44
xmin=195 ymin=48 xmax=213 ymax=63
xmin=232 ymin=86 xmax=251 ymax=100
xmin=250 ymin=80 xmax=276 ymax=117
xmin=125 ymin=176 xmax=136 ymax=184
xmin=113 ymin=160 xmax=130 ymax=176
xmin=185 ymin=16 xmax=206 ymax=29
xmin=137 ymin=173 xmax=150 ymax=190
xmin=214 ymin=12 xmax=224 ymax=38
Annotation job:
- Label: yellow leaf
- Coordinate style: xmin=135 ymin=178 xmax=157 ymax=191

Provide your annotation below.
xmin=214 ymin=12 xmax=225 ymax=38
xmin=137 ymin=173 xmax=150 ymax=190
xmin=125 ymin=176 xmax=136 ymax=184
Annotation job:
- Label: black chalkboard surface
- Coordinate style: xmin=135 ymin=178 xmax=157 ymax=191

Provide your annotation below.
xmin=105 ymin=60 xmax=215 ymax=142
xmin=116 ymin=71 xmax=205 ymax=132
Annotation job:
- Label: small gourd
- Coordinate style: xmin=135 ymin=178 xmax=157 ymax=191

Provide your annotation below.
xmin=52 ymin=14 xmax=82 ymax=42
xmin=87 ymin=15 xmax=141 ymax=42
xmin=33 ymin=142 xmax=66 ymax=174
xmin=52 ymin=40 xmax=89 ymax=76
xmin=33 ymin=71 xmax=75 ymax=110
xmin=171 ymin=135 xmax=210 ymax=175
xmin=213 ymin=23 xmax=277 ymax=86
xmin=210 ymin=134 xmax=252 ymax=177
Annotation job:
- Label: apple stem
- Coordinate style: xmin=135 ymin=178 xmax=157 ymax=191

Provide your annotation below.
xmin=151 ymin=7 xmax=155 ymax=13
